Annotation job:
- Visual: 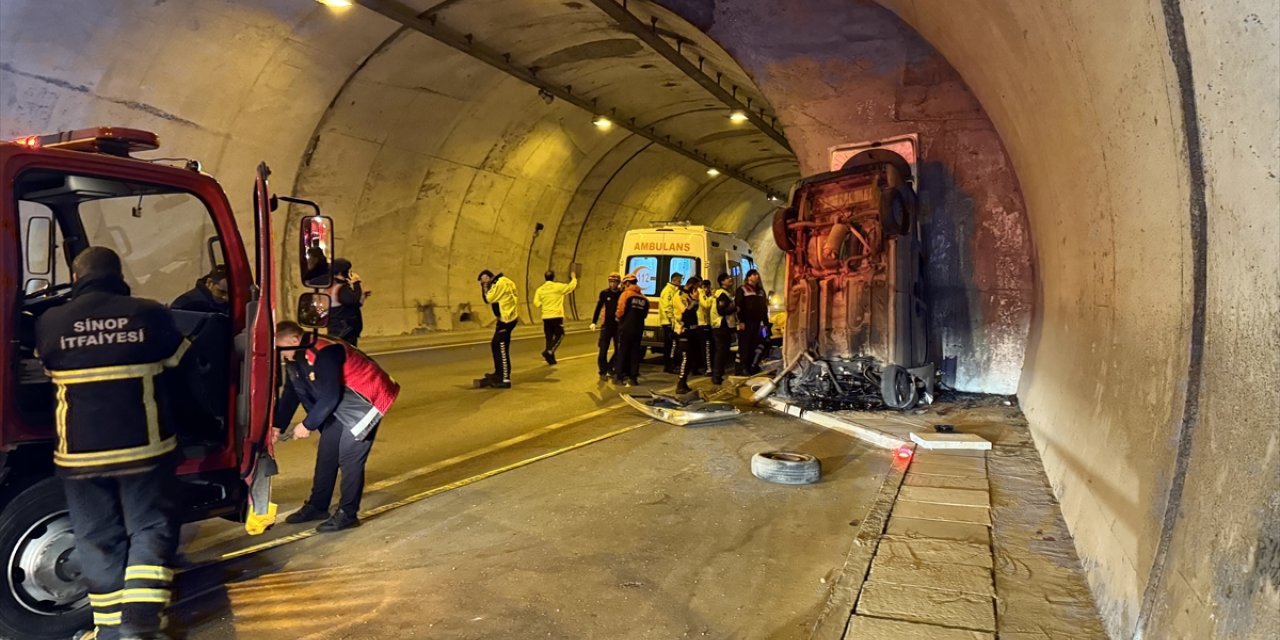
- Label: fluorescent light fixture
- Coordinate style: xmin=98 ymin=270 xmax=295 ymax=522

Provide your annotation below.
xmin=317 ymin=0 xmax=353 ymax=6
xmin=728 ymin=110 xmax=749 ymax=123
xmin=706 ymin=167 xmax=721 ymax=177
xmin=592 ymin=115 xmax=613 ymax=130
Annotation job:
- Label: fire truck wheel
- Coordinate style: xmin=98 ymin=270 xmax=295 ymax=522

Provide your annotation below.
xmin=772 ymin=206 xmax=797 ymax=252
xmin=751 ymin=451 xmax=821 ymax=485
xmin=0 ymin=477 xmax=90 ymax=640
xmin=880 ymin=364 xmax=919 ymax=410
xmin=879 ymin=187 xmax=912 ymax=237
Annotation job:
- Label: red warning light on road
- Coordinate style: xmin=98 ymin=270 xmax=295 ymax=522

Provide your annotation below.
xmin=895 ymin=446 xmax=913 ymax=460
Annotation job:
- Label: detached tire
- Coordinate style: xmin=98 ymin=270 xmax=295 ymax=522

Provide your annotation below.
xmin=751 ymin=452 xmax=821 ymax=485
xmin=0 ymin=477 xmax=90 ymax=640
xmin=772 ymin=206 xmax=797 ymax=252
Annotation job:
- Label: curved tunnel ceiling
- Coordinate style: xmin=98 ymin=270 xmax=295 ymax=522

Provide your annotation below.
xmin=0 ymin=2 xmax=1275 ymax=639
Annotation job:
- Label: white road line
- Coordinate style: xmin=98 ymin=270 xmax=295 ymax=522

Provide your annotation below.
xmin=362 ymin=401 xmax=623 ymax=491
xmin=367 ymin=329 xmax=595 ymax=356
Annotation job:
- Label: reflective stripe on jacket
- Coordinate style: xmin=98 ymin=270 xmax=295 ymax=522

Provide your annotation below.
xmin=532 ymin=275 xmax=578 ymax=319
xmin=659 ymin=282 xmax=680 ymax=325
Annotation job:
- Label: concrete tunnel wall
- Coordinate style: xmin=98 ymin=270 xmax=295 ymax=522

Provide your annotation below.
xmin=2 ymin=1 xmax=1276 ymax=638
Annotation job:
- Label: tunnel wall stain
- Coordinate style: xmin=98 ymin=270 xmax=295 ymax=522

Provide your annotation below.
xmin=657 ymin=0 xmax=1034 ymax=395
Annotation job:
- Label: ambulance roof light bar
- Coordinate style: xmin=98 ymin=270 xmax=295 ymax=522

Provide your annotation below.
xmin=647 ymin=220 xmax=695 ymax=228
xmin=10 ymin=127 xmax=160 ymax=158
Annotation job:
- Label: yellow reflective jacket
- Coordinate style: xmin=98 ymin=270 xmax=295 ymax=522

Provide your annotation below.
xmin=710 ymin=288 xmax=736 ymax=329
xmin=697 ymin=290 xmax=713 ymax=327
xmin=485 ymin=275 xmax=519 ymax=323
xmin=659 ymin=282 xmax=680 ymax=325
xmin=532 ymin=275 xmax=578 ymax=319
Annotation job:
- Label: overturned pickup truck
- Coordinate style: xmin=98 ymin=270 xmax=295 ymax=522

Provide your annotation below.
xmin=769 ymin=140 xmax=935 ymax=410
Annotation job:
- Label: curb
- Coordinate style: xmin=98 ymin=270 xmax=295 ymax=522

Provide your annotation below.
xmin=762 ymin=397 xmax=909 ymax=450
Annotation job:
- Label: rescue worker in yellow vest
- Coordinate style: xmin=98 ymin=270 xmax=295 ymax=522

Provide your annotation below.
xmin=672 ymin=276 xmax=702 ymax=394
xmin=710 ymin=273 xmax=739 ymax=386
xmin=696 ymin=279 xmax=714 ymax=376
xmin=478 ymin=269 xmax=518 ymax=388
xmin=532 ymin=270 xmax=577 ymax=365
xmin=35 ymin=247 xmax=188 ymax=640
xmin=658 ymin=273 xmax=683 ymax=373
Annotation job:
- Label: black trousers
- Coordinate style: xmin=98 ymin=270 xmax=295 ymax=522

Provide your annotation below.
xmin=692 ymin=326 xmax=711 ymax=375
xmin=542 ymin=318 xmax=565 ymax=356
xmin=712 ymin=325 xmax=734 ymax=383
xmin=661 ymin=324 xmax=676 ymax=371
xmin=737 ymin=321 xmax=763 ymax=374
xmin=490 ymin=319 xmax=517 ymax=382
xmin=675 ymin=331 xmax=693 ymax=390
xmin=306 ymin=420 xmax=377 ymax=516
xmin=614 ymin=329 xmax=645 ymax=382
xmin=597 ymin=323 xmax=619 ymax=375
xmin=63 ymin=462 xmax=178 ymax=639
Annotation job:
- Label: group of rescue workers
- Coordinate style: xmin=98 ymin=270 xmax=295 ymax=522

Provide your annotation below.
xmin=476 ymin=266 xmax=772 ymax=391
xmin=33 ymin=239 xmax=767 ymax=639
xmin=34 ymin=246 xmax=397 ymax=640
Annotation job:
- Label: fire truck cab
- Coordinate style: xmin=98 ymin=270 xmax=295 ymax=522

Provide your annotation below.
xmin=0 ymin=127 xmax=322 ymax=639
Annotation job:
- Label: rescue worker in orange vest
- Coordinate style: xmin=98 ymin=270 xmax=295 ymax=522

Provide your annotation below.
xmin=612 ymin=272 xmax=649 ymax=387
xmin=35 ymin=247 xmax=187 ymax=640
xmin=274 ymin=321 xmax=400 ymax=532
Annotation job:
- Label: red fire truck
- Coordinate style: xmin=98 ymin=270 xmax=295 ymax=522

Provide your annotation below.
xmin=0 ymin=127 xmax=328 ymax=638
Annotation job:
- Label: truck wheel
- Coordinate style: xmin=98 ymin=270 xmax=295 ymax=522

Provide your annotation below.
xmin=0 ymin=478 xmax=90 ymax=640
xmin=879 ymin=187 xmax=912 ymax=237
xmin=880 ymin=364 xmax=919 ymax=410
xmin=772 ymin=206 xmax=797 ymax=252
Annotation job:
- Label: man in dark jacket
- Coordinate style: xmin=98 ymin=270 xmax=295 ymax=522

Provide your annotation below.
xmin=734 ymin=269 xmax=769 ymax=375
xmin=326 ymin=258 xmax=369 ymax=346
xmin=274 ymin=321 xmax=400 ymax=532
xmin=36 ymin=247 xmax=188 ymax=640
xmin=612 ymin=273 xmax=649 ymax=386
xmin=171 ymin=265 xmax=229 ymax=314
xmin=590 ymin=272 xmax=623 ymax=380
xmin=710 ymin=273 xmax=738 ymax=385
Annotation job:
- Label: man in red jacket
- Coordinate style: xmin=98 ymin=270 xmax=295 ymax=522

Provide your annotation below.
xmin=273 ymin=321 xmax=400 ymax=532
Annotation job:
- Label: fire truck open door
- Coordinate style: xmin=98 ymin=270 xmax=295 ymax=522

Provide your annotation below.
xmin=239 ymin=162 xmax=278 ymax=534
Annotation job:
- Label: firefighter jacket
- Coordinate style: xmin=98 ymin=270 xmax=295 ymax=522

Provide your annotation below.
xmin=484 ymin=274 xmax=519 ymax=323
xmin=275 ymin=336 xmax=400 ymax=440
xmin=711 ymin=287 xmax=738 ymax=329
xmin=659 ymin=282 xmax=680 ymax=325
xmin=532 ymin=275 xmax=578 ymax=319
xmin=618 ymin=285 xmax=651 ymax=335
xmin=35 ymin=274 xmax=188 ymax=477
xmin=592 ymin=287 xmax=622 ymax=327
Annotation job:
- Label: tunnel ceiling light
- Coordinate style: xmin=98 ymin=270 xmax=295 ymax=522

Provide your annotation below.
xmin=706 ymin=167 xmax=721 ymax=177
xmin=316 ymin=0 xmax=354 ymax=7
xmin=592 ymin=115 xmax=613 ymax=130
xmin=728 ymin=110 xmax=749 ymax=123
xmin=767 ymin=194 xmax=781 ymax=202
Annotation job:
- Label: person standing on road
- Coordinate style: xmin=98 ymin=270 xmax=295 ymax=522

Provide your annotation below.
xmin=658 ymin=272 xmax=683 ymax=373
xmin=697 ymin=279 xmax=714 ymax=376
xmin=274 ymin=321 xmax=400 ymax=533
xmin=710 ymin=273 xmax=738 ymax=385
xmin=326 ymin=258 xmax=371 ymax=346
xmin=478 ymin=269 xmax=519 ymax=388
xmin=673 ymin=276 xmax=702 ymax=394
xmin=532 ymin=270 xmax=578 ymax=365
xmin=613 ymin=272 xmax=649 ymax=387
xmin=735 ymin=269 xmax=768 ymax=375
xmin=171 ymin=265 xmax=230 ymax=314
xmin=590 ymin=272 xmax=624 ymax=380
xmin=35 ymin=247 xmax=188 ymax=640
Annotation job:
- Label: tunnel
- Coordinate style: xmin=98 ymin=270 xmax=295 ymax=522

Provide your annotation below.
xmin=1 ymin=0 xmax=1276 ymax=638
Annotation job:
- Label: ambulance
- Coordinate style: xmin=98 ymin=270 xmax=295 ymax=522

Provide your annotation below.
xmin=618 ymin=222 xmax=761 ymax=347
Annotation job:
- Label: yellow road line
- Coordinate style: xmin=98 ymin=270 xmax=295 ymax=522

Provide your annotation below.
xmin=216 ymin=419 xmax=652 ymax=563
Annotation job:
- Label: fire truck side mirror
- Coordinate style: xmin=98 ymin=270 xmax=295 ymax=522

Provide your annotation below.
xmin=300 ymin=215 xmax=335 ymax=288
xmin=297 ymin=292 xmax=331 ymax=329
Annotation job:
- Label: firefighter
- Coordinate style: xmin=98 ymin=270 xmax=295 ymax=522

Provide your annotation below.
xmin=735 ymin=269 xmax=769 ymax=375
xmin=613 ymin=272 xmax=649 ymax=386
xmin=710 ymin=273 xmax=738 ymax=385
xmin=35 ymin=247 xmax=187 ymax=640
xmin=658 ymin=272 xmax=683 ymax=372
xmin=274 ymin=321 xmax=400 ymax=532
xmin=478 ymin=269 xmax=518 ymax=388
xmin=171 ymin=265 xmax=229 ymax=314
xmin=590 ymin=272 xmax=624 ymax=380
xmin=532 ymin=270 xmax=578 ymax=365
xmin=673 ymin=276 xmax=702 ymax=394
